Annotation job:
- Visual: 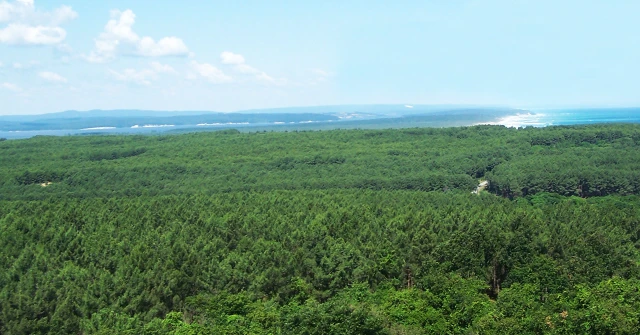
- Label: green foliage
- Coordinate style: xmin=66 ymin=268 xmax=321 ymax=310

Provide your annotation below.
xmin=15 ymin=170 xmax=65 ymax=185
xmin=2 ymin=124 xmax=640 ymax=333
xmin=87 ymin=147 xmax=147 ymax=161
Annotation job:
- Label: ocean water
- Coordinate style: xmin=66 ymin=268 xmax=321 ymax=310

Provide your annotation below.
xmin=2 ymin=108 xmax=640 ymax=139
xmin=487 ymin=108 xmax=640 ymax=128
xmin=0 ymin=123 xmax=271 ymax=139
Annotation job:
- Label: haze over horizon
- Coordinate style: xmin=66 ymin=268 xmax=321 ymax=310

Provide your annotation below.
xmin=1 ymin=0 xmax=639 ymax=115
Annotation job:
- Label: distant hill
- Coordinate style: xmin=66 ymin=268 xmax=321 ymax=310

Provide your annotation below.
xmin=0 ymin=105 xmax=522 ymax=132
xmin=0 ymin=109 xmax=220 ymax=121
xmin=0 ymin=111 xmax=339 ymax=131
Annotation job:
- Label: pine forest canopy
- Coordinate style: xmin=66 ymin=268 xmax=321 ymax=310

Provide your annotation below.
xmin=2 ymin=124 xmax=640 ymax=334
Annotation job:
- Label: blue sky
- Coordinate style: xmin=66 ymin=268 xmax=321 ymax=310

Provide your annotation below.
xmin=0 ymin=0 xmax=639 ymax=115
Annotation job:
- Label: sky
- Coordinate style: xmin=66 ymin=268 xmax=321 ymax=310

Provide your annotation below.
xmin=0 ymin=0 xmax=639 ymax=115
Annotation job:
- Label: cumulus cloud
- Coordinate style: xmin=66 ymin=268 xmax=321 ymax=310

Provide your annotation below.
xmin=219 ymin=51 xmax=284 ymax=85
xmin=220 ymin=51 xmax=245 ymax=65
xmin=86 ymin=9 xmax=190 ymax=63
xmin=1 ymin=82 xmax=21 ymax=92
xmin=221 ymin=51 xmax=258 ymax=75
xmin=138 ymin=36 xmax=188 ymax=57
xmin=110 ymin=61 xmax=177 ymax=85
xmin=0 ymin=0 xmax=77 ymax=25
xmin=189 ymin=60 xmax=232 ymax=84
xmin=0 ymin=24 xmax=66 ymax=45
xmin=0 ymin=0 xmax=77 ymax=45
xmin=39 ymin=71 xmax=67 ymax=83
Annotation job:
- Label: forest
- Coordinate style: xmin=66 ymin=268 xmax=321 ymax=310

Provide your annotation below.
xmin=1 ymin=124 xmax=640 ymax=334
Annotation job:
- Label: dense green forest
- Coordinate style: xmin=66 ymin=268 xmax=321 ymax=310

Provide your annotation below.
xmin=2 ymin=124 xmax=640 ymax=334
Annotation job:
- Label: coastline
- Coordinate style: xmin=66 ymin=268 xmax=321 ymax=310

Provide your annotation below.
xmin=2 ymin=108 xmax=640 ymax=140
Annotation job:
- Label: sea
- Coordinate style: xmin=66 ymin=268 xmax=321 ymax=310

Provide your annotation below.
xmin=481 ymin=108 xmax=640 ymax=128
xmin=1 ymin=108 xmax=640 ymax=140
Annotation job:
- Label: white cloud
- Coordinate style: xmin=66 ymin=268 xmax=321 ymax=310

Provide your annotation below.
xmin=86 ymin=9 xmax=190 ymax=63
xmin=1 ymin=82 xmax=21 ymax=92
xmin=255 ymin=72 xmax=278 ymax=84
xmin=0 ymin=60 xmax=3 ymax=67
xmin=110 ymin=68 xmax=155 ymax=85
xmin=219 ymin=51 xmax=284 ymax=85
xmin=189 ymin=60 xmax=232 ymax=84
xmin=0 ymin=0 xmax=77 ymax=45
xmin=235 ymin=63 xmax=260 ymax=74
xmin=103 ymin=9 xmax=138 ymax=43
xmin=47 ymin=5 xmax=77 ymax=25
xmin=110 ymin=61 xmax=177 ymax=85
xmin=0 ymin=0 xmax=77 ymax=25
xmin=138 ymin=36 xmax=189 ymax=57
xmin=12 ymin=60 xmax=38 ymax=69
xmin=150 ymin=61 xmax=176 ymax=74
xmin=220 ymin=51 xmax=255 ymax=73
xmin=0 ymin=0 xmax=32 ymax=23
xmin=220 ymin=51 xmax=245 ymax=65
xmin=39 ymin=71 xmax=67 ymax=83
xmin=0 ymin=23 xmax=66 ymax=45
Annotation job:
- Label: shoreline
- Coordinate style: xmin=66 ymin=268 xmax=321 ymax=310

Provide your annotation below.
xmin=3 ymin=110 xmax=640 ymax=140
